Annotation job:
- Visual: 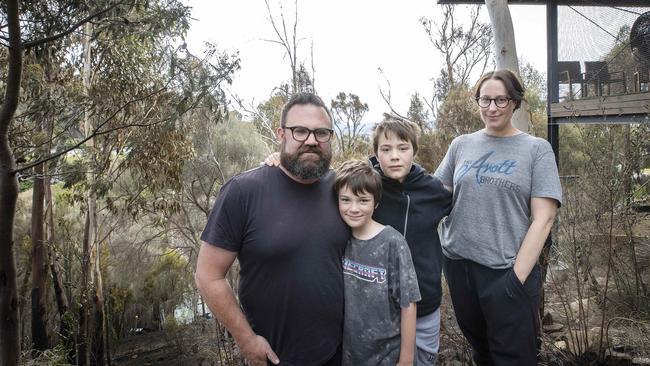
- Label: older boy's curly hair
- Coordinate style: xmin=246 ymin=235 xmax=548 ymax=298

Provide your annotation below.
xmin=334 ymin=160 xmax=382 ymax=203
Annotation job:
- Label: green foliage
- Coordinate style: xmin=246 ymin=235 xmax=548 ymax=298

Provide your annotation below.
xmin=109 ymin=286 xmax=133 ymax=317
xmin=142 ymin=249 xmax=193 ymax=319
xmin=436 ymin=85 xmax=483 ymax=137
xmin=19 ymin=179 xmax=34 ymax=192
xmin=331 ymin=92 xmax=369 ymax=158
xmin=418 ymin=86 xmax=482 ymax=172
xmin=519 ymin=59 xmax=548 ymax=138
xmin=209 ymin=117 xmax=269 ymax=180
xmin=407 ymin=92 xmax=431 ymax=132
xmin=253 ymin=93 xmax=288 ymax=147
xmin=276 ymin=63 xmax=315 ymax=96
xmin=126 ymin=126 xmax=193 ymax=192
xmin=19 ymin=344 xmax=72 ymax=366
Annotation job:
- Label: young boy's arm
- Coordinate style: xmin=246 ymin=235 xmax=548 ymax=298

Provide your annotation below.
xmin=397 ymin=302 xmax=417 ymax=366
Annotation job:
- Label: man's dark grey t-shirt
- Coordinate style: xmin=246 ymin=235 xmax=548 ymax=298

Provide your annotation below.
xmin=342 ymin=226 xmax=421 ymax=366
xmin=201 ymin=166 xmax=348 ymax=366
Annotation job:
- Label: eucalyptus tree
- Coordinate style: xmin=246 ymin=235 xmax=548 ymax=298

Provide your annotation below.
xmin=407 ymin=93 xmax=431 ymax=132
xmin=485 ymin=0 xmax=529 ymax=132
xmin=71 ymin=10 xmax=239 ymax=365
xmin=418 ymin=86 xmax=483 ymax=172
xmin=421 ymin=4 xmax=493 ymax=105
xmin=1 ymin=1 xmax=240 ymax=365
xmin=330 ymin=92 xmax=369 ymax=159
xmin=1 ymin=2 xmax=122 ymax=364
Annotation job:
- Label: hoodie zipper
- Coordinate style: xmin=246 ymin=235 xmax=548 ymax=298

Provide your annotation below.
xmin=403 ymin=193 xmax=410 ymax=239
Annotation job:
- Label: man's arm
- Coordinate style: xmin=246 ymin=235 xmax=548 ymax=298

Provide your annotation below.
xmin=513 ymin=197 xmax=558 ymax=283
xmin=397 ymin=303 xmax=417 ymax=366
xmin=195 ymin=241 xmax=279 ymax=366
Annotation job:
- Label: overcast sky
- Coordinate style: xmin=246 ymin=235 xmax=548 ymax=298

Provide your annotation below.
xmin=184 ymin=1 xmax=547 ymax=123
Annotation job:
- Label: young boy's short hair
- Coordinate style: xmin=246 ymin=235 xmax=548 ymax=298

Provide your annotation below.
xmin=334 ymin=160 xmax=383 ymax=204
xmin=372 ymin=117 xmax=421 ymax=155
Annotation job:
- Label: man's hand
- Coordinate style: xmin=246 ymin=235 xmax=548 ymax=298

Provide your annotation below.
xmin=196 ymin=244 xmax=278 ymax=365
xmin=240 ymin=334 xmax=279 ymax=365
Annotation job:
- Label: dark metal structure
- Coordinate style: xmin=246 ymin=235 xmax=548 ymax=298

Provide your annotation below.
xmin=437 ymin=0 xmax=650 ymax=164
xmin=438 ymin=1 xmax=649 ymax=5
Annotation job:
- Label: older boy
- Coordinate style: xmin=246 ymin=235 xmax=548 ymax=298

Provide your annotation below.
xmin=370 ymin=119 xmax=452 ymax=365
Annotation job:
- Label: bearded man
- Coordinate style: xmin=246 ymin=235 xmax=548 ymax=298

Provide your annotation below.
xmin=196 ymin=93 xmax=349 ymax=366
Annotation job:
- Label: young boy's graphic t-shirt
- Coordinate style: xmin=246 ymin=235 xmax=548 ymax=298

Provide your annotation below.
xmin=342 ymin=226 xmax=421 ymax=366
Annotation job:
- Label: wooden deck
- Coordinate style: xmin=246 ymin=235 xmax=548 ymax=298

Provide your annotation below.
xmin=550 ymin=93 xmax=650 ymax=123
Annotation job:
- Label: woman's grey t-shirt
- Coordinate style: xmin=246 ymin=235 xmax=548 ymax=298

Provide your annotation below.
xmin=434 ymin=130 xmax=562 ymax=269
xmin=342 ymin=225 xmax=421 ymax=366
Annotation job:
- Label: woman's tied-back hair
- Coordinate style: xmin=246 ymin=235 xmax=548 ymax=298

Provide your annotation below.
xmin=474 ymin=69 xmax=527 ymax=111
xmin=334 ymin=160 xmax=383 ymax=204
xmin=372 ymin=117 xmax=421 ymax=155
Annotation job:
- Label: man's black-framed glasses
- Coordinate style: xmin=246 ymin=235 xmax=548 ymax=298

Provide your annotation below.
xmin=475 ymin=96 xmax=511 ymax=108
xmin=284 ymin=126 xmax=334 ymax=142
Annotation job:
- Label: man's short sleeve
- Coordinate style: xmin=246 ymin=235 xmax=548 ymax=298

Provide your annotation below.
xmin=200 ymin=178 xmax=246 ymax=252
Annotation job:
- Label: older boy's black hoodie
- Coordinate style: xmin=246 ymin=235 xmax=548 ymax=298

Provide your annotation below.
xmin=370 ymin=156 xmax=453 ymax=317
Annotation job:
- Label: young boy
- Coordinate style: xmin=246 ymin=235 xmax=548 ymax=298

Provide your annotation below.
xmin=334 ymin=160 xmax=421 ymax=366
xmin=370 ymin=118 xmax=452 ymax=365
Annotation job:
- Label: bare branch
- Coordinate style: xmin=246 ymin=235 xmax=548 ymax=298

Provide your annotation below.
xmin=230 ymin=92 xmax=279 ymax=147
xmin=310 ymin=40 xmax=316 ymax=92
xmin=263 ymin=0 xmax=301 ymax=94
xmin=377 ymin=68 xmax=410 ymax=121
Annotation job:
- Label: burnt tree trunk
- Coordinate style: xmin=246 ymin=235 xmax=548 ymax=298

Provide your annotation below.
xmin=45 ymin=181 xmax=75 ymax=362
xmin=91 ymin=251 xmax=105 ymax=366
xmin=104 ymin=299 xmax=111 ymax=366
xmin=31 ymin=148 xmax=49 ymax=352
xmin=18 ymin=262 xmax=31 ymax=352
xmin=78 ymin=213 xmax=91 ymax=366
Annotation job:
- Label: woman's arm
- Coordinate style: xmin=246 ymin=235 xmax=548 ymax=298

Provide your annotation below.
xmin=513 ymin=197 xmax=558 ymax=283
xmin=397 ymin=303 xmax=417 ymax=366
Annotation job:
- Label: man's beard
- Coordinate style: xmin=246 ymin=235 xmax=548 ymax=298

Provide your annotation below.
xmin=280 ymin=144 xmax=332 ymax=180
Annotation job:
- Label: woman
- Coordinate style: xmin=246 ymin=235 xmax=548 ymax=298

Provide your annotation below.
xmin=434 ymin=69 xmax=562 ymax=365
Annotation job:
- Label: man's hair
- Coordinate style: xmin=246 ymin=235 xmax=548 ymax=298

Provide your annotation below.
xmin=372 ymin=117 xmax=421 ymax=155
xmin=280 ymin=92 xmax=333 ymax=127
xmin=334 ymin=160 xmax=382 ymax=204
xmin=474 ymin=69 xmax=527 ymax=111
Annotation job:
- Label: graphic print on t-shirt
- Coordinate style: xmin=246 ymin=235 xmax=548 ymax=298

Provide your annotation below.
xmin=342 ymin=257 xmax=387 ymax=283
xmin=455 ymin=151 xmax=521 ymax=193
